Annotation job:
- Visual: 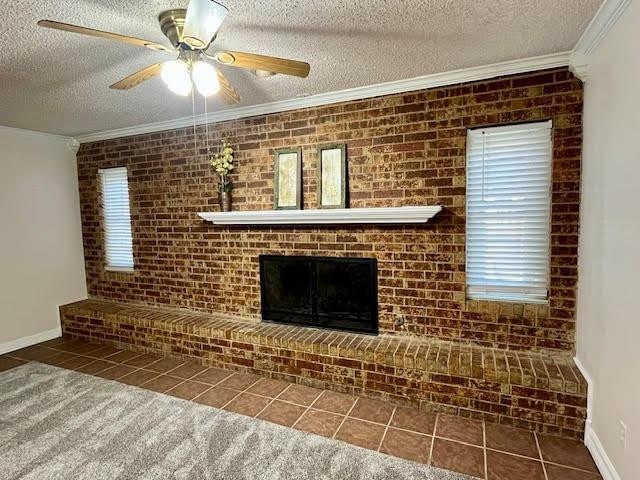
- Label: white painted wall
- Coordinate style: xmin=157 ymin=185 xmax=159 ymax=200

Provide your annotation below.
xmin=0 ymin=128 xmax=87 ymax=351
xmin=577 ymin=1 xmax=640 ymax=478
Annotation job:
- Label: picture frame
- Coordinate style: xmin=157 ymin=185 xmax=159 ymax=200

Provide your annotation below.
xmin=317 ymin=143 xmax=347 ymax=209
xmin=273 ymin=147 xmax=302 ymax=210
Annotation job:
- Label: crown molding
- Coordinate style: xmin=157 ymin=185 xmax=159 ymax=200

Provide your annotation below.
xmin=569 ymin=52 xmax=590 ymax=81
xmin=0 ymin=125 xmax=81 ymax=155
xmin=5 ymin=2 xmax=633 ymax=144
xmin=74 ymin=51 xmax=571 ymax=144
xmin=66 ymin=138 xmax=81 ymax=154
xmin=574 ymin=0 xmax=631 ymax=56
xmin=569 ymin=0 xmax=631 ymax=82
xmin=0 ymin=125 xmax=71 ymax=143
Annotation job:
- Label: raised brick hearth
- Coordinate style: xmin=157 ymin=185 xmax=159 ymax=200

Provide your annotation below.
xmin=61 ymin=299 xmax=587 ymax=439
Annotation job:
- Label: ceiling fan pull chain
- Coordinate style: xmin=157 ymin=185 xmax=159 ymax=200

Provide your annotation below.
xmin=204 ymin=94 xmax=210 ymax=155
xmin=191 ymin=87 xmax=198 ymax=160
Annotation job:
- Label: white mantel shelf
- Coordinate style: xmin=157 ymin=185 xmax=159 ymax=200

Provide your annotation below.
xmin=197 ymin=206 xmax=443 ymax=225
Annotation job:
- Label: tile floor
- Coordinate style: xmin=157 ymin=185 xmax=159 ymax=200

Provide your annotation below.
xmin=0 ymin=338 xmax=602 ymax=480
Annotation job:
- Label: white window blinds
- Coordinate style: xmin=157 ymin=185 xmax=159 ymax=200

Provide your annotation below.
xmin=466 ymin=120 xmax=552 ymax=304
xmin=99 ymin=167 xmax=134 ymax=271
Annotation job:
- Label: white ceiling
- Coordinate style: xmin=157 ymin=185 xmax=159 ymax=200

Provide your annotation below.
xmin=0 ymin=0 xmax=601 ymax=137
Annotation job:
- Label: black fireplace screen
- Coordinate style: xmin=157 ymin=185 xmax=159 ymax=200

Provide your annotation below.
xmin=259 ymin=255 xmax=378 ymax=335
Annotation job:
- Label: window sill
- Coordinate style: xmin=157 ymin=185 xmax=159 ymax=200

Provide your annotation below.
xmin=105 ymin=266 xmax=135 ymax=274
xmin=466 ymin=294 xmax=549 ymax=305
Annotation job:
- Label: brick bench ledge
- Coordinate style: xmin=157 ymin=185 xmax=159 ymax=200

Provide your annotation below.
xmin=60 ymin=298 xmax=588 ymax=439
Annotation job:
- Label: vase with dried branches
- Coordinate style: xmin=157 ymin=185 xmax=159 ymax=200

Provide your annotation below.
xmin=210 ymin=139 xmax=234 ymax=212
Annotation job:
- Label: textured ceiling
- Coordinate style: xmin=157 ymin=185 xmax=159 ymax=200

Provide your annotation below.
xmin=0 ymin=0 xmax=601 ymax=137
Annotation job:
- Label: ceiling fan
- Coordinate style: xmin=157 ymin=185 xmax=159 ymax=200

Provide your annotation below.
xmin=37 ymin=0 xmax=311 ymax=103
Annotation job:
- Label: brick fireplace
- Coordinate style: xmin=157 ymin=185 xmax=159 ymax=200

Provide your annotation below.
xmin=65 ymin=66 xmax=586 ymax=438
xmin=76 ymin=67 xmax=581 ymax=352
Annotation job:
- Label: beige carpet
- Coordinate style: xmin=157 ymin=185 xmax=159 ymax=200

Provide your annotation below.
xmin=0 ymin=363 xmax=476 ymax=480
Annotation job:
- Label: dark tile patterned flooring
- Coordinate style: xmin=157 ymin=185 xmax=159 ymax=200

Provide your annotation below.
xmin=0 ymin=339 xmax=602 ymax=480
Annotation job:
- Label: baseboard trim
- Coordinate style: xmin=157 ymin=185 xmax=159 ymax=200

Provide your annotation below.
xmin=585 ymin=425 xmax=622 ymax=480
xmin=0 ymin=327 xmax=62 ymax=355
xmin=574 ymin=356 xmax=622 ymax=480
xmin=573 ymin=356 xmax=594 ymax=434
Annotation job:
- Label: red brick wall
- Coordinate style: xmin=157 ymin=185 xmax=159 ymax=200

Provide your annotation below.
xmin=77 ymin=67 xmax=582 ymax=353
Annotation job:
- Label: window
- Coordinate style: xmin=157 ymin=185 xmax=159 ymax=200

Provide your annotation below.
xmin=465 ymin=120 xmax=552 ymax=304
xmin=99 ymin=167 xmax=134 ymax=272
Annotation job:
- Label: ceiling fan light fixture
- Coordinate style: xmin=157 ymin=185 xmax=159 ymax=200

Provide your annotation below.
xmin=183 ymin=0 xmax=228 ymax=49
xmin=192 ymin=61 xmax=220 ymax=97
xmin=161 ymin=60 xmax=192 ymax=96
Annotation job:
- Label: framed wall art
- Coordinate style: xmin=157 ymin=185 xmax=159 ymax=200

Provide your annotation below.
xmin=317 ymin=143 xmax=347 ymax=208
xmin=273 ymin=147 xmax=302 ymax=210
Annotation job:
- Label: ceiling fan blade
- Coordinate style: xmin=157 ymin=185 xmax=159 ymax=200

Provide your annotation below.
xmin=110 ymin=63 xmax=163 ymax=90
xmin=211 ymin=51 xmax=310 ymax=78
xmin=216 ymin=70 xmax=240 ymax=104
xmin=37 ymin=20 xmax=171 ymax=51
xmin=183 ymin=0 xmax=228 ymax=49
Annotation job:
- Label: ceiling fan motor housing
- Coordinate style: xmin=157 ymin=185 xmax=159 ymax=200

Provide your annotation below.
xmin=158 ymin=9 xmax=187 ymax=48
xmin=159 ymin=8 xmax=219 ymax=51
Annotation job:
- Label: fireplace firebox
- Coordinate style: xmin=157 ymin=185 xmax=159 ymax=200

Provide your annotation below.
xmin=259 ymin=255 xmax=378 ymax=335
